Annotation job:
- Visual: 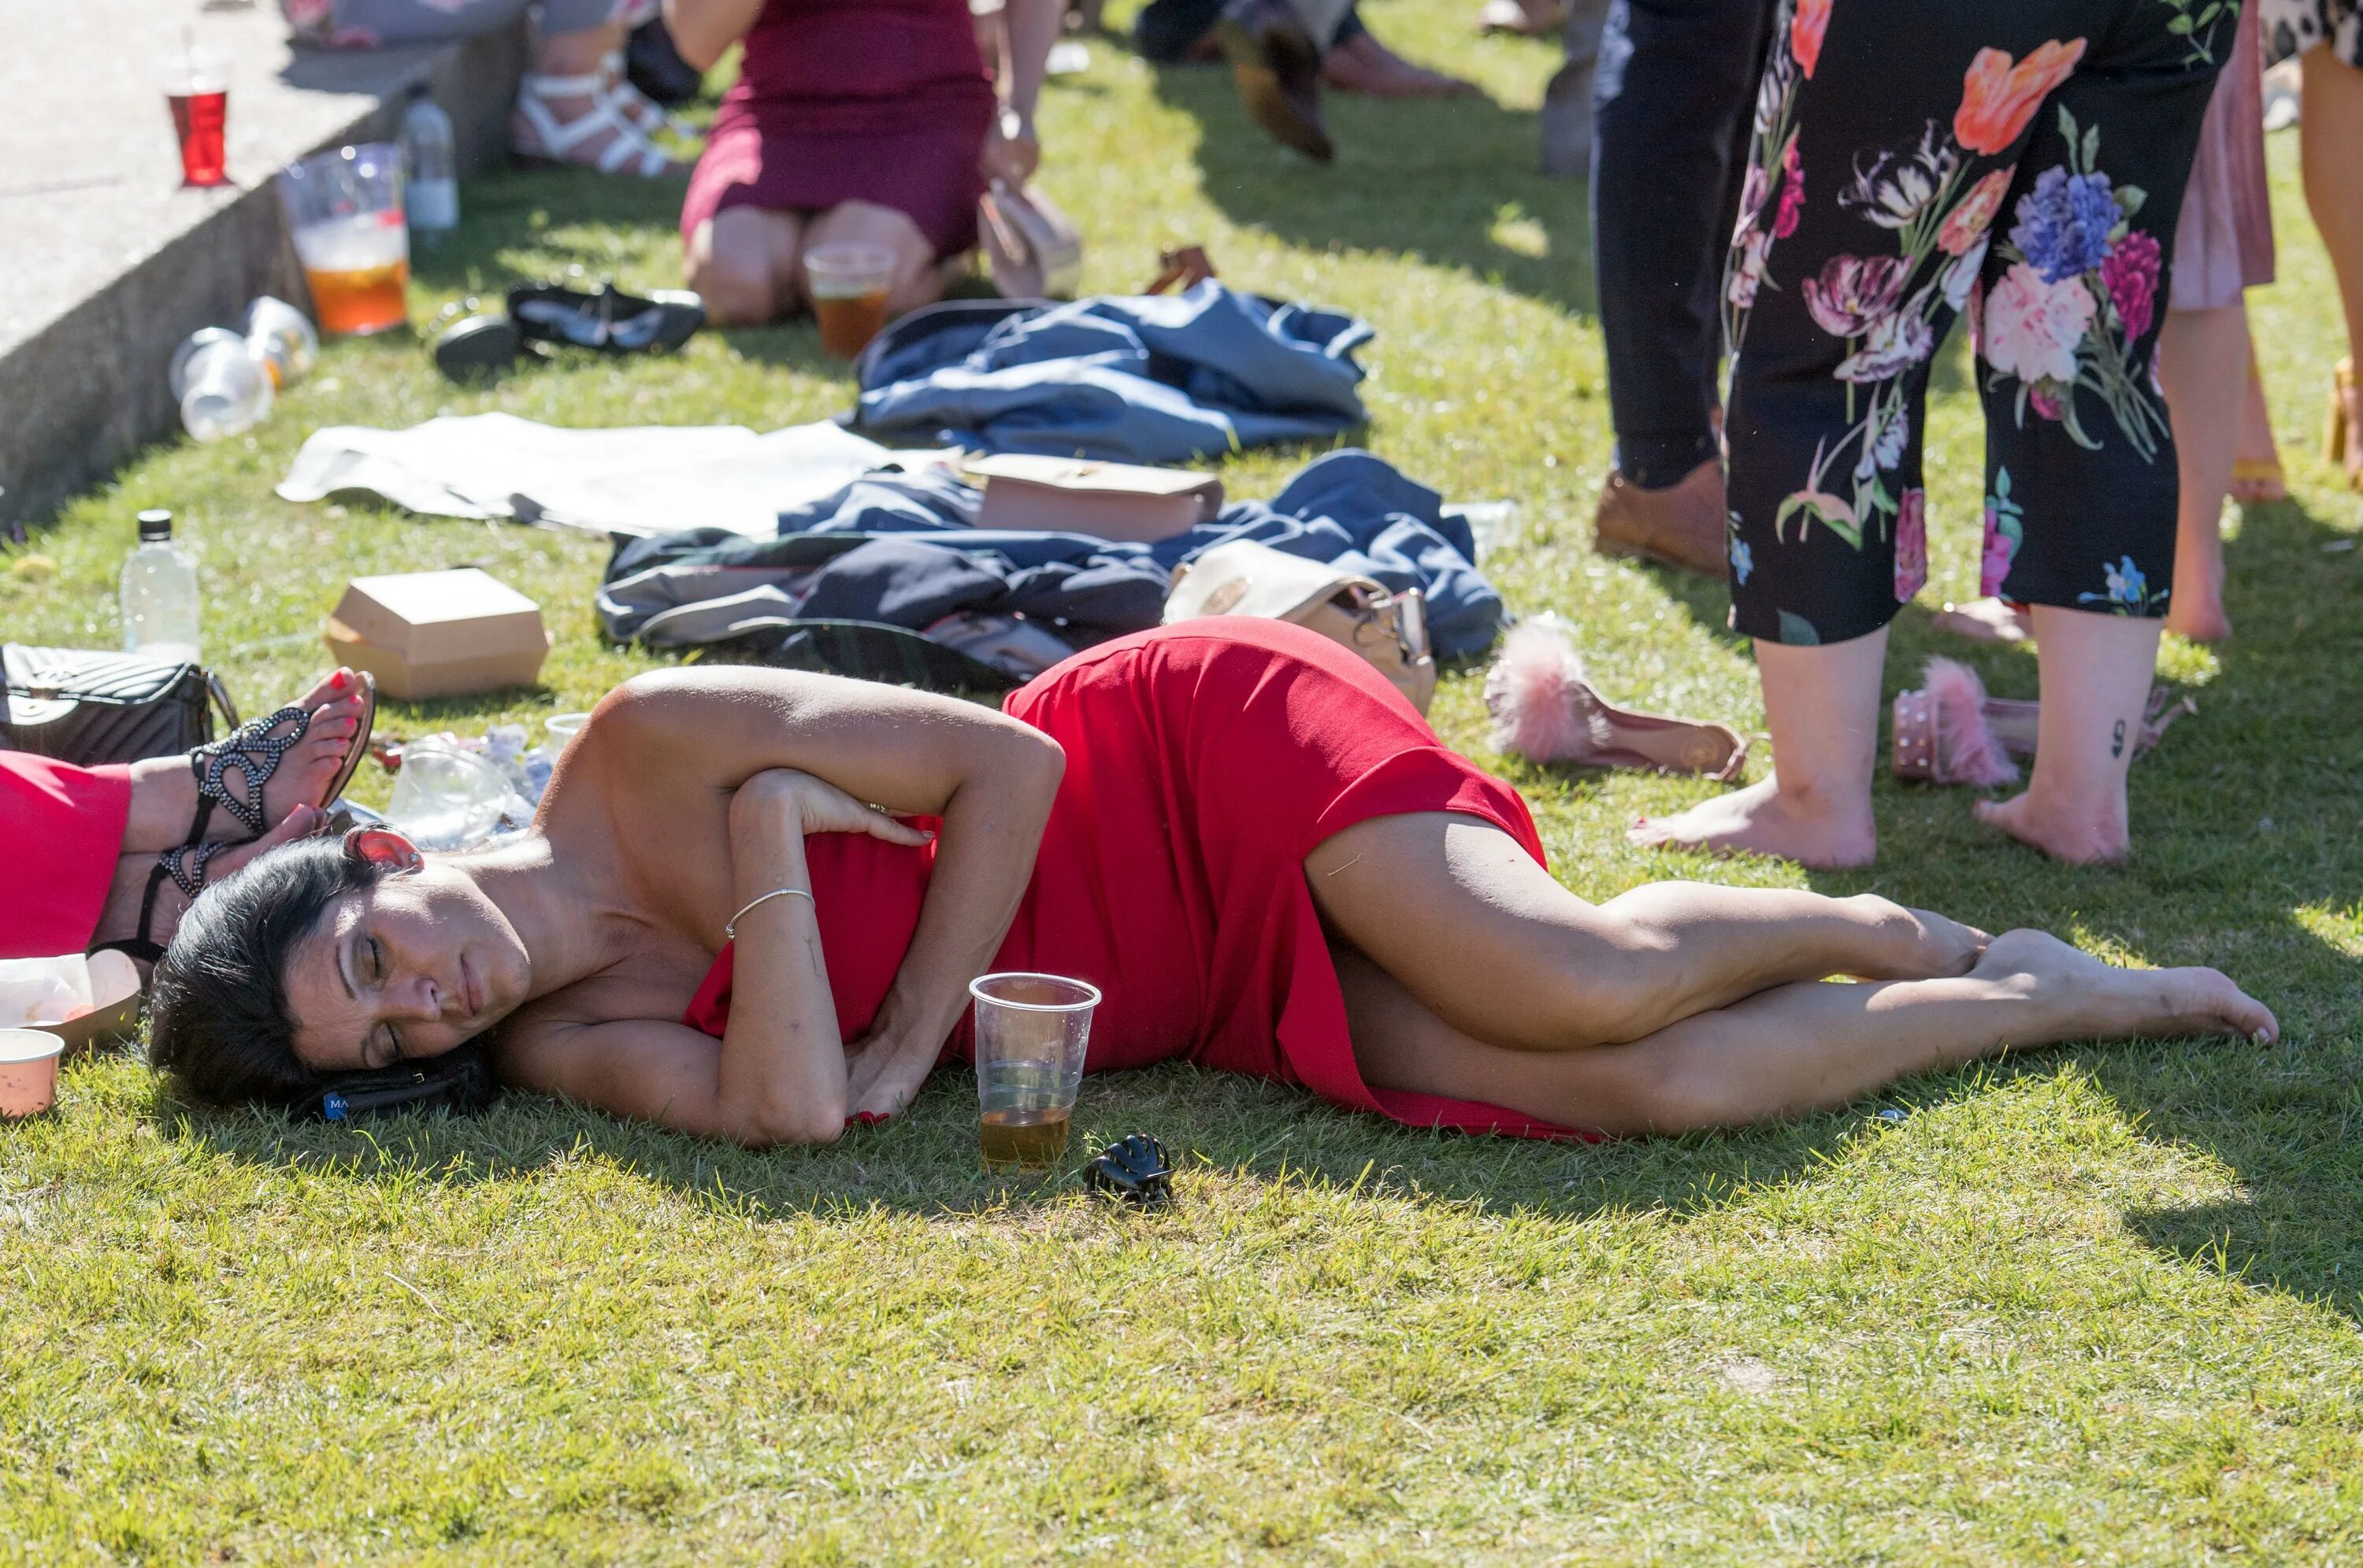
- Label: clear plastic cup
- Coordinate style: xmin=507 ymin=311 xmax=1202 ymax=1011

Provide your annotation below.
xmin=169 ymin=326 xmax=273 ymax=440
xmin=277 ymin=143 xmax=410 ymax=336
xmin=0 ymin=1029 xmax=65 ymax=1119
xmin=544 ymin=711 xmax=592 ymax=752
xmin=243 ymin=295 xmax=319 ymax=387
xmin=384 ymin=739 xmax=513 ymax=851
xmin=805 ymin=243 xmax=897 ymax=359
xmin=968 ymin=972 xmax=1100 ymax=1170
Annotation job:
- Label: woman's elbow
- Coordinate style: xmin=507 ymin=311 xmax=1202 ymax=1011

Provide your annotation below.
xmin=1011 ymin=727 xmax=1065 ymax=797
xmin=733 ymin=1092 xmax=847 ymax=1148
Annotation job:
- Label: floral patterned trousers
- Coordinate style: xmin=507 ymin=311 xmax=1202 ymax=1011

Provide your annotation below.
xmin=1722 ymin=0 xmax=2232 ymax=646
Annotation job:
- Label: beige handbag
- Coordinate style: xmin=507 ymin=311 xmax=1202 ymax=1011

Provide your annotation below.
xmin=980 ymin=180 xmax=1084 ymax=300
xmin=1164 ymin=539 xmax=1437 ymax=714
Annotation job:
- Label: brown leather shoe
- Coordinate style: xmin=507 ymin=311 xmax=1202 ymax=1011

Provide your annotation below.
xmin=1215 ymin=0 xmax=1334 ymax=162
xmin=1593 ymin=458 xmax=1729 ymax=579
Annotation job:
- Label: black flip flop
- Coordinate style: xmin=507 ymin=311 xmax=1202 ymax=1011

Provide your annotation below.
xmin=507 ymin=280 xmax=704 ymax=354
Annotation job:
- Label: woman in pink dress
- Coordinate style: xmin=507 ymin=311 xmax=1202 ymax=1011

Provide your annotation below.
xmin=667 ymin=0 xmax=1059 ymax=326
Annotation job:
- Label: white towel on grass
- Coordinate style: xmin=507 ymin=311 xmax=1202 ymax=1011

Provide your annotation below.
xmin=277 ymin=413 xmax=926 ymax=539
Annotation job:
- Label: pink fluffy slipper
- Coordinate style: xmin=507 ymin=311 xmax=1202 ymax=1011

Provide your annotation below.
xmin=1890 ymin=657 xmax=2021 ymax=786
xmin=1484 ymin=619 xmax=1748 ymax=779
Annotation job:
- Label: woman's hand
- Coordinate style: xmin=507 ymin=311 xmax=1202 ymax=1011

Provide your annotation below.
xmin=980 ymin=113 xmax=1041 ymax=187
xmin=732 ymin=768 xmax=935 ymax=847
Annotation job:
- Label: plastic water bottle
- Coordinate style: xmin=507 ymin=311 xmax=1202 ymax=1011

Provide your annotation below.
xmin=169 ymin=327 xmax=272 ymax=441
xmin=120 ymin=510 xmax=201 ymax=665
xmin=402 ymin=87 xmax=458 ymax=233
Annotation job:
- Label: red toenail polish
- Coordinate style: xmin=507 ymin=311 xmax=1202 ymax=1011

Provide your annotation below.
xmin=331 ymin=670 xmax=348 ymax=691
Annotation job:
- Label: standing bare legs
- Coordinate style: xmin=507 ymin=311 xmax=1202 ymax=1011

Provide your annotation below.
xmin=1627 ymin=629 xmax=1888 ymax=869
xmin=2158 ymin=302 xmax=2250 ymax=642
xmin=2298 ymin=43 xmax=2363 ymax=487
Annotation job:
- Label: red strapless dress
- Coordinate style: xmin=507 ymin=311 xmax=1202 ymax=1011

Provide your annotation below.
xmin=0 ymin=755 xmax=131 ymax=960
xmin=684 ymin=620 xmax=1593 ymax=1139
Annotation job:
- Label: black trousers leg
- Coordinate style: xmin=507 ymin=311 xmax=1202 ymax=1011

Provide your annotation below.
xmin=1590 ymin=0 xmax=1777 ymax=489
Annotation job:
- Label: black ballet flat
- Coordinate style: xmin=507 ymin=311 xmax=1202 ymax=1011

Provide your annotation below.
xmin=506 ymin=280 xmax=704 ymax=355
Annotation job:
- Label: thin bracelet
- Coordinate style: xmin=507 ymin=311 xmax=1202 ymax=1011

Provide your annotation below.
xmin=724 ymin=886 xmax=814 ymax=940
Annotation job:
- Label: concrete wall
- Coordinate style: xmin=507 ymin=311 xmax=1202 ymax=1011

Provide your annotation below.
xmin=0 ymin=24 xmax=525 ymax=539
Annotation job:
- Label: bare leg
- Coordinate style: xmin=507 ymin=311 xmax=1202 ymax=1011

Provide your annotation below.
xmin=1337 ymin=929 xmax=2276 ymax=1135
xmin=91 ymin=807 xmax=328 ymax=959
xmin=2158 ymin=303 xmax=2246 ymax=643
xmin=1306 ymin=813 xmax=1985 ymax=1050
xmin=118 ymin=670 xmax=364 ymax=854
xmin=1931 ymin=597 xmax=2035 ymax=645
xmin=1628 ymin=628 xmax=1886 ymax=869
xmin=801 ymin=200 xmax=948 ymax=318
xmin=1973 ymin=606 xmax=2162 ymax=863
xmin=2229 ymin=329 xmax=2286 ymax=503
xmin=1320 ymin=30 xmax=1479 ymax=95
xmin=2301 ymin=44 xmax=2363 ymax=485
xmin=687 ymin=206 xmax=806 ymax=326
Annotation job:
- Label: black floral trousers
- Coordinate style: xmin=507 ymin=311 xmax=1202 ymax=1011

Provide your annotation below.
xmin=1722 ymin=0 xmax=2232 ymax=646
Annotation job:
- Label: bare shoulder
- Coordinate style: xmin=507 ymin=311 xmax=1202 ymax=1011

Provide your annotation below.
xmin=589 ymin=665 xmax=846 ymax=736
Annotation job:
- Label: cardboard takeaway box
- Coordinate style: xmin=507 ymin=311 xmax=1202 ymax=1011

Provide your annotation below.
xmin=966 ymin=454 xmax=1223 ymax=543
xmin=322 ymin=568 xmax=551 ymax=699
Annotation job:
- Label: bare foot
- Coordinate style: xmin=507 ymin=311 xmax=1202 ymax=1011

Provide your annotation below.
xmin=1845 ymin=895 xmax=1989 ymax=979
xmin=1629 ymin=777 xmax=1877 ymax=869
xmin=93 ymin=806 xmax=326 ymax=957
xmin=1972 ymin=789 xmax=2127 ymax=864
xmin=1975 ymin=928 xmax=2278 ymax=1044
xmin=124 ymin=670 xmax=367 ymax=851
xmin=1320 ymin=34 xmax=1480 ymax=96
xmin=1931 ymin=598 xmax=2034 ymax=645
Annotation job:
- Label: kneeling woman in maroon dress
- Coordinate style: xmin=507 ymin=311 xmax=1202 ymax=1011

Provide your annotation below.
xmin=669 ymin=0 xmax=1056 ymax=325
xmin=150 ymin=623 xmax=2273 ymax=1145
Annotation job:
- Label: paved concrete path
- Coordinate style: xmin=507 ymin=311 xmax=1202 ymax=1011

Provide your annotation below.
xmin=0 ymin=0 xmax=522 ymax=535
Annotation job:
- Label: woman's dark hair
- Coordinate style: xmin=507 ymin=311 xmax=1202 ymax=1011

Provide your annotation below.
xmin=149 ymin=834 xmax=391 ymax=1108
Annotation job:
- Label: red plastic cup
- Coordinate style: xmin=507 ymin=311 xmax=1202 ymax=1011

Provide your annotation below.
xmin=160 ymin=47 xmax=230 ymax=188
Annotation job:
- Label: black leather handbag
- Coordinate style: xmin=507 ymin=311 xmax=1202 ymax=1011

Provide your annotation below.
xmin=2 ymin=644 xmax=239 ymax=767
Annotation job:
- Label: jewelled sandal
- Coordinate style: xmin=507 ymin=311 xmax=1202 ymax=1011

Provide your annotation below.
xmin=180 ymin=674 xmax=375 ymax=847
xmin=1891 ymin=658 xmax=2194 ymax=785
xmin=98 ymin=843 xmax=232 ymax=966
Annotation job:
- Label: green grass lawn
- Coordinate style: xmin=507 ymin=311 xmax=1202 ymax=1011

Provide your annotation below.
xmin=6 ymin=3 xmax=2362 ymax=1558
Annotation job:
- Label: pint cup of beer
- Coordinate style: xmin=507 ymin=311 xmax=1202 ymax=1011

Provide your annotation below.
xmin=277 ymin=143 xmax=410 ymax=336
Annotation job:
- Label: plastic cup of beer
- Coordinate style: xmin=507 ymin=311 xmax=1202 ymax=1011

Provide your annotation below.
xmin=969 ymin=972 xmax=1100 ymax=1171
xmin=276 ymin=143 xmax=410 ymax=336
xmin=805 ymin=243 xmax=897 ymax=359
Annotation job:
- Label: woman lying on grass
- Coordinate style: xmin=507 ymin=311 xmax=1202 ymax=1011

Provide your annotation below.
xmin=150 ymin=622 xmax=2275 ymax=1146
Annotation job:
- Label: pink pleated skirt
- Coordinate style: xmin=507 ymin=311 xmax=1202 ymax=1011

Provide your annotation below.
xmin=2172 ymin=0 xmax=2276 ymax=311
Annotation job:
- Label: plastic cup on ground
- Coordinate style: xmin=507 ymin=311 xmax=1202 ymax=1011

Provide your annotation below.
xmin=805 ymin=243 xmax=897 ymax=359
xmin=170 ymin=327 xmax=273 ymax=440
xmin=968 ymin=972 xmax=1100 ymax=1171
xmin=0 ymin=1030 xmax=65 ymax=1120
xmin=277 ymin=144 xmax=410 ymax=336
xmin=243 ymin=295 xmax=319 ymax=387
xmin=544 ymin=712 xmax=592 ymax=752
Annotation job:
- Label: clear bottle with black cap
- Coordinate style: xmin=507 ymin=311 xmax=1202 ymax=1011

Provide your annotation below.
xmin=119 ymin=510 xmax=201 ymax=665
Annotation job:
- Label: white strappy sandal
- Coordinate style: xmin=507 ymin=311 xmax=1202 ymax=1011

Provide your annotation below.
xmin=600 ymin=50 xmax=703 ymax=141
xmin=512 ymin=70 xmax=680 ymax=178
